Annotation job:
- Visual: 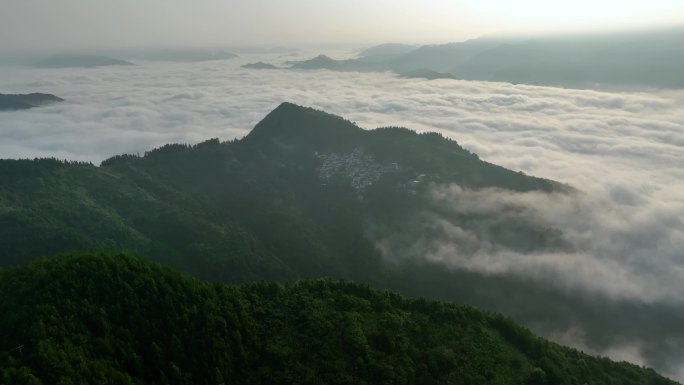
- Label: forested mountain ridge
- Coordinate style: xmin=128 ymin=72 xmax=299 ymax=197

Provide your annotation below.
xmin=0 ymin=252 xmax=677 ymax=385
xmin=0 ymin=102 xmax=561 ymax=275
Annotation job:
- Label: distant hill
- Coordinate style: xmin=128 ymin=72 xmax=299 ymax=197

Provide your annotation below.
xmin=0 ymin=101 xmax=560 ymax=278
xmin=241 ymin=61 xmax=279 ymax=69
xmin=452 ymin=29 xmax=684 ymax=88
xmin=0 ymin=93 xmax=63 ymax=111
xmin=290 ymin=54 xmax=345 ymax=70
xmin=289 ymin=39 xmax=500 ymax=74
xmin=386 ymin=39 xmax=503 ymax=73
xmin=359 ymin=43 xmax=418 ymax=57
xmin=34 ymin=54 xmax=134 ymax=68
xmin=0 ymin=252 xmax=677 ymax=385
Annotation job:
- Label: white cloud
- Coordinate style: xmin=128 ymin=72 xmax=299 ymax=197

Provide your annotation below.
xmin=2 ymin=58 xmax=683 ymax=292
xmin=403 ymin=185 xmax=684 ymax=304
xmin=2 ymin=58 xmax=684 ymax=378
xmin=2 ymin=59 xmax=683 ymax=299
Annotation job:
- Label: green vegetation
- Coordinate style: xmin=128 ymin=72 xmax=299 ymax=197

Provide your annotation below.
xmin=0 ymin=102 xmax=559 ymax=279
xmin=0 ymin=252 xmax=675 ymax=385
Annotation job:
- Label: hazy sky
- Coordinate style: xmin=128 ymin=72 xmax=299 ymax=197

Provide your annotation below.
xmin=2 ymin=0 xmax=684 ymax=51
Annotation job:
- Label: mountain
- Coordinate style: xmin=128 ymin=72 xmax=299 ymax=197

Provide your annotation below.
xmin=292 ymin=28 xmax=684 ymax=89
xmin=34 ymin=54 xmax=134 ymax=68
xmin=0 ymin=251 xmax=677 ymax=385
xmin=2 ymin=103 xmax=683 ymax=377
xmin=0 ymin=102 xmax=557 ymax=271
xmin=291 ymin=55 xmax=346 ymax=70
xmin=287 ymin=39 xmax=501 ymax=75
xmin=241 ymin=61 xmax=279 ymax=69
xmin=0 ymin=93 xmax=63 ymax=111
xmin=359 ymin=43 xmax=419 ymax=57
xmin=385 ymin=39 xmax=503 ymax=74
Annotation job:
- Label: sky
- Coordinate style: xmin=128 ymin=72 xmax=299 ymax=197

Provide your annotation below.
xmin=1 ymin=0 xmax=684 ymax=52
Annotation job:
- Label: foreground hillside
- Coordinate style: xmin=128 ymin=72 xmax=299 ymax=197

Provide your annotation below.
xmin=0 ymin=252 xmax=676 ymax=385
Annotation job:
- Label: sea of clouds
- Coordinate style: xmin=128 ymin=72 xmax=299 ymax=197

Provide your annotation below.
xmin=1 ymin=56 xmax=684 ymax=377
xmin=2 ymin=56 xmax=681 ymax=302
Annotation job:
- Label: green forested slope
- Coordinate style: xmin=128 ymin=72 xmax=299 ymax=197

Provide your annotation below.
xmin=0 ymin=252 xmax=675 ymax=385
xmin=0 ymin=102 xmax=560 ymax=280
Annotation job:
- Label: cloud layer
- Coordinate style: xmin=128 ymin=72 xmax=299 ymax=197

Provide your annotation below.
xmin=402 ymin=185 xmax=684 ymax=304
xmin=1 ymin=57 xmax=683 ymax=301
xmin=1 ymin=57 xmax=684 ymax=377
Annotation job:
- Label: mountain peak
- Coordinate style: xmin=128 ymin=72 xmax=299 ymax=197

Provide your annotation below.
xmin=245 ymin=102 xmax=362 ymax=146
xmin=290 ymin=55 xmax=341 ymax=70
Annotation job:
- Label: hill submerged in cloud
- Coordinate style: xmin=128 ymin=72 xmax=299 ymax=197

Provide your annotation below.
xmin=0 ymin=93 xmax=63 ymax=111
xmin=290 ymin=54 xmax=345 ymax=70
xmin=34 ymin=54 xmax=134 ymax=68
xmin=359 ymin=43 xmax=419 ymax=57
xmin=0 ymin=251 xmax=676 ymax=385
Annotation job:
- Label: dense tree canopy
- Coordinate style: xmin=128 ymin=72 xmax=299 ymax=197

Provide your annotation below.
xmin=0 ymin=252 xmax=676 ymax=385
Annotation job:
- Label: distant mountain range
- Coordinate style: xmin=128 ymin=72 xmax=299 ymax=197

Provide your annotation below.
xmin=0 ymin=93 xmax=63 ymax=111
xmin=34 ymin=54 xmax=134 ymax=68
xmin=285 ymin=28 xmax=684 ymax=89
xmin=359 ymin=43 xmax=419 ymax=57
xmin=1 ymin=103 xmax=683 ymax=378
xmin=290 ymin=54 xmax=345 ymax=70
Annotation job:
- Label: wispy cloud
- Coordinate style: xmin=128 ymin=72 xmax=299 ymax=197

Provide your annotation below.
xmin=388 ymin=184 xmax=684 ymax=304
